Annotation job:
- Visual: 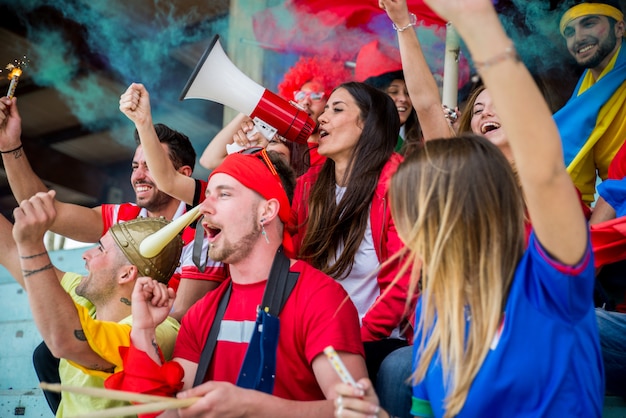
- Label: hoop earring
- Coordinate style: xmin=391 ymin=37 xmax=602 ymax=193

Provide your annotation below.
xmin=260 ymin=219 xmax=269 ymax=244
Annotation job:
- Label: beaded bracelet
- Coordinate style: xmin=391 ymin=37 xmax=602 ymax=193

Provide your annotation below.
xmin=0 ymin=143 xmax=23 ymax=154
xmin=393 ymin=13 xmax=417 ymax=32
xmin=473 ymin=44 xmax=521 ymax=72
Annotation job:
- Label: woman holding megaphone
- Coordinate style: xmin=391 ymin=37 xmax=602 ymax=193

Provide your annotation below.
xmin=290 ymin=81 xmax=415 ymax=384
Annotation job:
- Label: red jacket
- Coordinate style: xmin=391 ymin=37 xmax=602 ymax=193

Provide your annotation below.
xmin=290 ymin=153 xmax=414 ymax=342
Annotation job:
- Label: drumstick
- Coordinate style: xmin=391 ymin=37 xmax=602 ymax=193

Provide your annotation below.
xmin=40 ymin=382 xmax=200 ymax=418
xmin=40 ymin=382 xmax=180 ymax=403
xmin=67 ymin=398 xmax=197 ymax=418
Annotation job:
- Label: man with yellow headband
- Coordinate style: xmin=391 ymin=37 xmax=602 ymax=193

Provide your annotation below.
xmin=554 ymin=0 xmax=626 ymax=205
xmin=2 ymin=190 xmax=182 ymax=417
xmin=105 ymin=150 xmax=367 ymax=418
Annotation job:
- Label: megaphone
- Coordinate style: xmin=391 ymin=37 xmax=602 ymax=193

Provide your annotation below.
xmin=180 ymin=35 xmax=315 ymax=145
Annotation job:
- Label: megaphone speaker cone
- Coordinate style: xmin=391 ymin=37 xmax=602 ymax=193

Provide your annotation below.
xmin=180 ymin=35 xmax=314 ymax=145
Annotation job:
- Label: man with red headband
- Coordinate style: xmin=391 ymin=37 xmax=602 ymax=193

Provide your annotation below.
xmin=105 ymin=149 xmax=367 ymax=417
xmin=555 ymin=0 xmax=626 ymax=205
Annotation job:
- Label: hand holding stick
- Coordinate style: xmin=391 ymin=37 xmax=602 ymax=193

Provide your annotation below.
xmin=4 ymin=57 xmax=28 ymax=99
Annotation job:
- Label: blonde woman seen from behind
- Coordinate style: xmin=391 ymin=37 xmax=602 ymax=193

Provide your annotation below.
xmin=333 ymin=0 xmax=602 ymax=417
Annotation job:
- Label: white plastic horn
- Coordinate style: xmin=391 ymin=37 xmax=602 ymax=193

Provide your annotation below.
xmin=139 ymin=205 xmax=202 ymax=258
xmin=442 ymin=22 xmax=460 ymax=110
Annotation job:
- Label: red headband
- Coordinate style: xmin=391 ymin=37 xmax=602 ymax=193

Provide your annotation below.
xmin=209 ymin=150 xmax=294 ymax=256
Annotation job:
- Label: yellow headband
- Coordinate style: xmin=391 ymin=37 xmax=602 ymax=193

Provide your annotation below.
xmin=560 ymin=3 xmax=624 ymax=35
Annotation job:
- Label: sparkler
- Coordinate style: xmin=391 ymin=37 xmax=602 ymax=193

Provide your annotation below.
xmin=3 ymin=56 xmax=28 ymax=99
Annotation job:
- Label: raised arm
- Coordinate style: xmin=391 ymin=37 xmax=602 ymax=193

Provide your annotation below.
xmin=381 ymin=0 xmax=454 ymax=141
xmin=12 ymin=190 xmax=113 ymax=371
xmin=127 ymin=275 xmax=176 ymax=365
xmin=119 ymin=83 xmax=196 ymax=205
xmin=0 ymin=96 xmax=50 ymax=200
xmin=199 ymin=111 xmax=271 ymax=170
xmin=424 ymin=0 xmax=587 ymax=264
xmin=0 ymin=214 xmax=22 ymax=286
xmin=0 ymin=97 xmax=105 ymax=242
xmin=199 ymin=112 xmax=248 ymax=170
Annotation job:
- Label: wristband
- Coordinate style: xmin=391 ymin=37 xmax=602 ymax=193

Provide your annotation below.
xmin=0 ymin=144 xmax=23 ymax=154
xmin=393 ymin=13 xmax=417 ymax=32
xmin=474 ymin=43 xmax=521 ymax=72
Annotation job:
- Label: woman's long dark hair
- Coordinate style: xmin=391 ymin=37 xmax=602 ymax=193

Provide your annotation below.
xmin=299 ymin=82 xmax=399 ymax=279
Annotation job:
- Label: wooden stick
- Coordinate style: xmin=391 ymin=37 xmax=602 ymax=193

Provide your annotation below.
xmin=67 ymin=398 xmax=197 ymax=418
xmin=40 ymin=382 xmax=176 ymax=403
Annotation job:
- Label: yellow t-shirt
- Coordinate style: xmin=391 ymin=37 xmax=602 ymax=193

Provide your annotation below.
xmin=55 ymin=272 xmax=180 ymax=418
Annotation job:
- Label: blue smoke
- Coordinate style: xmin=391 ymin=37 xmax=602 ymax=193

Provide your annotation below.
xmin=1 ymin=0 xmax=228 ymax=139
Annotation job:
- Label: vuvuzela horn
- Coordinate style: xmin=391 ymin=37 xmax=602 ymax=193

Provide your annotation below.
xmin=139 ymin=205 xmax=202 ymax=258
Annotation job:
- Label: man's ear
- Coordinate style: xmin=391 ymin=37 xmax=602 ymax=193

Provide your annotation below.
xmin=118 ymin=264 xmax=138 ymax=285
xmin=617 ymin=20 xmax=625 ymax=38
xmin=259 ymin=198 xmax=280 ymax=223
xmin=178 ymin=165 xmax=193 ymax=177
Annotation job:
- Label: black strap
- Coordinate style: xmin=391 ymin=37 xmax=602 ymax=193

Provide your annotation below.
xmin=192 ymin=283 xmax=231 ymax=387
xmin=191 ymin=179 xmax=207 ymax=272
xmin=261 ymin=246 xmax=299 ymax=317
xmin=192 ymin=246 xmax=298 ymax=387
xmin=192 ymin=224 xmax=207 ymax=272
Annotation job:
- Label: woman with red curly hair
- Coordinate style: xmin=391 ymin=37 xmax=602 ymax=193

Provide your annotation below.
xmin=278 ymin=55 xmax=353 ymax=167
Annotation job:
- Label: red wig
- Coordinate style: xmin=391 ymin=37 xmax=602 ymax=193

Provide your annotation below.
xmin=277 ymin=56 xmax=353 ymax=101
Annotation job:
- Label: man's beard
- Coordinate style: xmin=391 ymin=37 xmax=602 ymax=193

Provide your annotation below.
xmin=75 ymin=278 xmax=89 ymax=298
xmin=577 ymin=30 xmax=618 ymax=69
xmin=208 ymin=221 xmax=261 ymax=265
xmin=76 ymin=274 xmax=115 ymax=306
xmin=137 ymin=189 xmax=175 ymax=213
xmin=74 ymin=274 xmax=104 ymax=304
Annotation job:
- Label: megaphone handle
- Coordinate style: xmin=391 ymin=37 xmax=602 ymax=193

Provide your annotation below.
xmin=251 ymin=117 xmax=278 ymax=141
xmin=226 ymin=127 xmax=259 ymax=154
xmin=226 ymin=119 xmax=278 ymax=155
xmin=226 ymin=142 xmax=250 ymax=154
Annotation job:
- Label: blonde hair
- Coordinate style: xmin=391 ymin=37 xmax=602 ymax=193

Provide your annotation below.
xmin=390 ymin=134 xmax=525 ymax=417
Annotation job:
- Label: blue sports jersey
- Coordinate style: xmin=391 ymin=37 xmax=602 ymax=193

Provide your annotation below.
xmin=411 ymin=233 xmax=603 ymax=417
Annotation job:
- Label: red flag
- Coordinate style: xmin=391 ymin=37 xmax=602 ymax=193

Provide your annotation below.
xmin=291 ymin=0 xmax=446 ymax=28
xmin=251 ymin=1 xmax=470 ymax=96
xmin=252 ymin=0 xmax=446 ymax=58
xmin=591 ymin=217 xmax=626 ymax=268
